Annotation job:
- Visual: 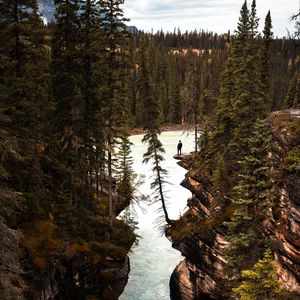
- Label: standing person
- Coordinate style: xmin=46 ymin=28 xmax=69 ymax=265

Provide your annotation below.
xmin=177 ymin=140 xmax=183 ymax=155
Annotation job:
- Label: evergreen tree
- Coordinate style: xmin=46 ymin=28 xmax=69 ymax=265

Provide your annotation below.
xmin=198 ymin=125 xmax=215 ymax=176
xmin=285 ymin=73 xmax=299 ymax=108
xmin=261 ymin=11 xmax=273 ymax=109
xmin=210 ymin=45 xmax=235 ymax=189
xmin=128 ymin=37 xmax=138 ymax=124
xmin=229 ymin=0 xmax=267 ymax=173
xmin=204 ymin=1 xmax=268 ymax=192
xmin=235 ymin=1 xmax=250 ymax=44
xmin=116 ymin=133 xmax=134 ymax=201
xmin=233 ymin=249 xmax=281 ymax=300
xmin=0 ymin=0 xmax=50 ymax=218
xmin=138 ymin=42 xmax=172 ymax=225
xmin=249 ymin=0 xmax=259 ymax=38
xmin=181 ymin=56 xmax=199 ymax=127
xmin=167 ymin=73 xmax=181 ymax=124
xmin=225 ymin=119 xmax=274 ymax=270
xmin=99 ymin=0 xmax=130 ymax=227
xmin=143 ymin=132 xmax=172 ymax=225
xmin=79 ymin=0 xmax=102 ymax=208
xmin=181 ymin=57 xmax=200 ymax=152
xmin=51 ymin=0 xmax=83 ymax=226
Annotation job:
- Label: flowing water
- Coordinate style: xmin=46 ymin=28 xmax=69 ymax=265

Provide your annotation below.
xmin=120 ymin=131 xmax=195 ymax=300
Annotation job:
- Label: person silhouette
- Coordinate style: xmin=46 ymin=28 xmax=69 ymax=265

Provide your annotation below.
xmin=177 ymin=140 xmax=183 ymax=155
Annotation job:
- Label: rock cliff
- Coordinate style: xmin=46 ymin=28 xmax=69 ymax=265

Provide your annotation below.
xmin=168 ymin=166 xmax=229 ymax=300
xmin=37 ymin=255 xmax=130 ymax=300
xmin=23 ymin=189 xmax=135 ymax=300
xmin=168 ymin=114 xmax=300 ymax=299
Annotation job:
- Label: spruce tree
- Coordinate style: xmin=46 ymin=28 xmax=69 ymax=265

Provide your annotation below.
xmin=143 ymin=132 xmax=172 ymax=225
xmin=210 ymin=45 xmax=235 ymax=190
xmin=79 ymin=0 xmax=102 ymax=208
xmin=249 ymin=0 xmax=259 ymax=38
xmin=181 ymin=56 xmax=200 ymax=125
xmin=0 ymin=0 xmax=49 ymax=216
xmin=138 ymin=42 xmax=172 ymax=225
xmin=225 ymin=119 xmax=274 ymax=270
xmin=285 ymin=73 xmax=299 ymax=108
xmin=51 ymin=0 xmax=83 ymax=227
xmin=230 ymin=0 xmax=267 ymax=172
xmin=181 ymin=57 xmax=200 ymax=152
xmin=116 ymin=133 xmax=134 ymax=201
xmin=261 ymin=11 xmax=273 ymax=109
xmin=233 ymin=249 xmax=281 ymax=299
xmin=99 ymin=0 xmax=130 ymax=226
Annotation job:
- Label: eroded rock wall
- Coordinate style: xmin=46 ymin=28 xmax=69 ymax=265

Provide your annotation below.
xmin=169 ymin=170 xmax=229 ymax=300
xmin=169 ymin=115 xmax=300 ymax=299
xmin=37 ymin=255 xmax=130 ymax=300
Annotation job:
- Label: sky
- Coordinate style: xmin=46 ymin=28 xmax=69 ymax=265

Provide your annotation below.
xmin=123 ymin=0 xmax=299 ymax=38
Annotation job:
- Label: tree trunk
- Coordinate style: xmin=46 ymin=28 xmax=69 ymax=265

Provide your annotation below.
xmin=153 ymin=141 xmax=171 ymax=225
xmin=195 ymin=124 xmax=198 ymax=153
xmin=293 ymin=77 xmax=299 ymax=108
xmin=108 ymin=144 xmax=113 ymax=228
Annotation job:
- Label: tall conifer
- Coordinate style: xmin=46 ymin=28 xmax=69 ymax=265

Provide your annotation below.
xmin=99 ymin=0 xmax=129 ymax=226
xmin=261 ymin=11 xmax=273 ymax=109
xmin=51 ymin=0 xmax=82 ymax=226
xmin=225 ymin=119 xmax=274 ymax=270
xmin=138 ymin=42 xmax=172 ymax=225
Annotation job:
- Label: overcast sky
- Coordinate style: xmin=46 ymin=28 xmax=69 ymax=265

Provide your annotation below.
xmin=123 ymin=0 xmax=299 ymax=38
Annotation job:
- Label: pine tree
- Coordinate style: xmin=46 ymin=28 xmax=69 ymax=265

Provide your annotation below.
xmin=181 ymin=56 xmax=200 ymax=126
xmin=233 ymin=249 xmax=281 ymax=300
xmin=138 ymin=42 xmax=172 ymax=225
xmin=249 ymin=0 xmax=259 ymax=38
xmin=285 ymin=73 xmax=299 ymax=108
xmin=167 ymin=73 xmax=181 ymax=124
xmin=20 ymin=9 xmax=50 ymax=215
xmin=207 ymin=0 xmax=267 ymax=190
xmin=225 ymin=119 xmax=274 ymax=270
xmin=198 ymin=125 xmax=216 ymax=176
xmin=143 ymin=132 xmax=172 ymax=225
xmin=230 ymin=0 xmax=267 ymax=171
xmin=181 ymin=56 xmax=200 ymax=152
xmin=128 ymin=37 xmax=138 ymax=125
xmin=51 ymin=0 xmax=83 ymax=227
xmin=79 ymin=0 xmax=102 ymax=208
xmin=211 ymin=45 xmax=235 ymax=189
xmin=261 ymin=11 xmax=273 ymax=109
xmin=235 ymin=1 xmax=250 ymax=45
xmin=116 ymin=133 xmax=134 ymax=201
xmin=99 ymin=0 xmax=130 ymax=227
xmin=0 ymin=0 xmax=50 ymax=216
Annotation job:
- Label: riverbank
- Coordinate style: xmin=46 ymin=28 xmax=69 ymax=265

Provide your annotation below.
xmin=129 ymin=124 xmax=191 ymax=135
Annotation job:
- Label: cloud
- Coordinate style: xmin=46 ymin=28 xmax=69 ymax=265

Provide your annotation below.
xmin=123 ymin=0 xmax=298 ymax=37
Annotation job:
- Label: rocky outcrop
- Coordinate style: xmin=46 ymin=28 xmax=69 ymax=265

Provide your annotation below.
xmin=168 ymin=170 xmax=229 ymax=300
xmin=268 ymin=114 xmax=300 ymax=294
xmin=37 ymin=255 xmax=130 ymax=300
xmin=169 ymin=115 xmax=300 ymax=299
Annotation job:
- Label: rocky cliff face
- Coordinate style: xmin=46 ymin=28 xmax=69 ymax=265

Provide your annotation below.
xmin=25 ymin=190 xmax=134 ymax=300
xmin=37 ymin=255 xmax=130 ymax=300
xmin=168 ymin=114 xmax=300 ymax=299
xmin=168 ymin=167 xmax=229 ymax=300
xmin=268 ymin=113 xmax=300 ymax=295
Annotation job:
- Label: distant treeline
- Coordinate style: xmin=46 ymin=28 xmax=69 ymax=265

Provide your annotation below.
xmin=125 ymin=29 xmax=298 ymax=127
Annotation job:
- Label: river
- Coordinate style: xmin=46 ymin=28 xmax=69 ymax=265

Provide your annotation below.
xmin=120 ymin=131 xmax=195 ymax=300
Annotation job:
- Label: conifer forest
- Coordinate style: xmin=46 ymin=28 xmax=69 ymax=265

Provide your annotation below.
xmin=0 ymin=0 xmax=300 ymax=299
